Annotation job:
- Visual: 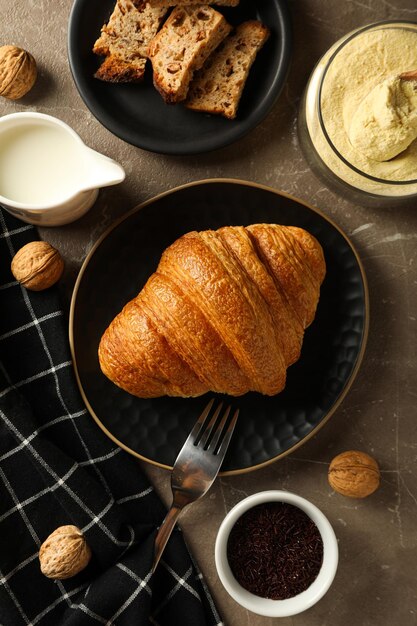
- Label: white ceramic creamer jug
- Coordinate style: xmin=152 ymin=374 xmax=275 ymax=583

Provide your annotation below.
xmin=0 ymin=112 xmax=125 ymax=226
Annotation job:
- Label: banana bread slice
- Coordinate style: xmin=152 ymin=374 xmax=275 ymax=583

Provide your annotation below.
xmin=185 ymin=20 xmax=270 ymax=119
xmin=148 ymin=0 xmax=239 ymax=6
xmin=93 ymin=0 xmax=167 ymax=83
xmin=148 ymin=5 xmax=232 ymax=103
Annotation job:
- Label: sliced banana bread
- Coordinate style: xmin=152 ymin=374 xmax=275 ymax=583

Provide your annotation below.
xmin=186 ymin=20 xmax=270 ymax=119
xmin=148 ymin=5 xmax=232 ymax=103
xmin=148 ymin=0 xmax=239 ymax=6
xmin=93 ymin=0 xmax=167 ymax=83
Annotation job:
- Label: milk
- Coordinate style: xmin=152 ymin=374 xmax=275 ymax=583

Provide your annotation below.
xmin=0 ymin=112 xmax=125 ymax=226
xmin=0 ymin=124 xmax=85 ymax=204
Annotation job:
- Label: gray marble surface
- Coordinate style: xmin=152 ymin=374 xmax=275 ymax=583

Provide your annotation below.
xmin=2 ymin=0 xmax=417 ymax=624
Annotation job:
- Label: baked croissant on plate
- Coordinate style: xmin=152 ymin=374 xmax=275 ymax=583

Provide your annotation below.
xmin=98 ymin=224 xmax=326 ymax=398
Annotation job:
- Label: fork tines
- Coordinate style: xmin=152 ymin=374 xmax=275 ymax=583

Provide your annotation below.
xmin=192 ymin=399 xmax=239 ymax=455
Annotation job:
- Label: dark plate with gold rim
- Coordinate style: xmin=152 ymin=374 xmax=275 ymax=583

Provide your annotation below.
xmin=69 ymin=179 xmax=368 ymax=475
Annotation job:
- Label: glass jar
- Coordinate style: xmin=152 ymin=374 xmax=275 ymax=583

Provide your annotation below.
xmin=298 ymin=21 xmax=417 ymax=206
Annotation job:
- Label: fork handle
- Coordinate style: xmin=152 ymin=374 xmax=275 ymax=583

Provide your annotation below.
xmin=152 ymin=505 xmax=182 ymax=573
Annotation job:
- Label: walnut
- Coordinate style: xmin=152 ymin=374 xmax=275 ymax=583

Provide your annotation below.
xmin=0 ymin=45 xmax=37 ymax=100
xmin=11 ymin=241 xmax=64 ymax=291
xmin=39 ymin=525 xmax=92 ymax=580
xmin=167 ymin=63 xmax=181 ymax=74
xmin=328 ymin=450 xmax=380 ymax=498
xmin=197 ymin=9 xmax=210 ymax=21
xmin=172 ymin=10 xmax=186 ymax=27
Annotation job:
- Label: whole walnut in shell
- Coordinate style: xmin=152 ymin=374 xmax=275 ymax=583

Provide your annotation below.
xmin=0 ymin=45 xmax=37 ymax=99
xmin=39 ymin=525 xmax=92 ymax=579
xmin=328 ymin=450 xmax=380 ymax=498
xmin=11 ymin=241 xmax=64 ymax=291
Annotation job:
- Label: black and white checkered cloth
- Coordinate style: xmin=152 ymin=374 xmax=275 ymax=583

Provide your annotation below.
xmin=0 ymin=208 xmax=223 ymax=626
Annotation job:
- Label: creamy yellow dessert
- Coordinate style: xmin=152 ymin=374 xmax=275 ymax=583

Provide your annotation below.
xmin=305 ymin=24 xmax=417 ymax=196
xmin=349 ymin=75 xmax=417 ymax=162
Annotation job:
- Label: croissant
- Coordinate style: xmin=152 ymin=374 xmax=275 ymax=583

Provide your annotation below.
xmin=98 ymin=224 xmax=326 ymax=398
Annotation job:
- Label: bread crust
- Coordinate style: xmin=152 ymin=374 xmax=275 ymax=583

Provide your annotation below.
xmin=94 ymin=56 xmax=146 ymax=83
xmin=148 ymin=6 xmax=232 ymax=103
xmin=186 ymin=20 xmax=270 ymax=118
xmin=93 ymin=0 xmax=167 ymax=83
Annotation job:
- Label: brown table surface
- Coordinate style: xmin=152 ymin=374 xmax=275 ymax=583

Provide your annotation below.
xmin=3 ymin=1 xmax=417 ymax=624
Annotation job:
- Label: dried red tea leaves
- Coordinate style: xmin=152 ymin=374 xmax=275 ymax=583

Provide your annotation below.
xmin=227 ymin=502 xmax=324 ymax=600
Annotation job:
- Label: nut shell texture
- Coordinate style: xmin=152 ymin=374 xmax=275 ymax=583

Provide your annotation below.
xmin=328 ymin=450 xmax=380 ymax=498
xmin=39 ymin=525 xmax=92 ymax=579
xmin=11 ymin=241 xmax=64 ymax=291
xmin=0 ymin=45 xmax=37 ymax=99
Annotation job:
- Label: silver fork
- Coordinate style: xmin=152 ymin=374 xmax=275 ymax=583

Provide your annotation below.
xmin=152 ymin=398 xmax=239 ymax=573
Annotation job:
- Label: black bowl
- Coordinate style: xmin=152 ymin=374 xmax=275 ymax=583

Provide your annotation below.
xmin=67 ymin=0 xmax=292 ymax=155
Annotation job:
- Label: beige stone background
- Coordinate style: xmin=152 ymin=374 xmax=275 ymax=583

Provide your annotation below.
xmin=2 ymin=1 xmax=417 ymax=625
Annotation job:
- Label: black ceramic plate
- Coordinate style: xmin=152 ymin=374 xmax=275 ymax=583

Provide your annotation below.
xmin=67 ymin=0 xmax=291 ymax=155
xmin=70 ymin=180 xmax=368 ymax=475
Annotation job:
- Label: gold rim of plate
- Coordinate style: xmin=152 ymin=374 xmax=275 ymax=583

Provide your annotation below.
xmin=69 ymin=178 xmax=370 ymax=476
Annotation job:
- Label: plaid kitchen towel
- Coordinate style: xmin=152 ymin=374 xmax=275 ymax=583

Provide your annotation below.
xmin=0 ymin=208 xmax=223 ymax=626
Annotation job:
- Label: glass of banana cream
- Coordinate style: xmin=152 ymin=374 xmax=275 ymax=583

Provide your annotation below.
xmin=299 ymin=21 xmax=417 ymax=204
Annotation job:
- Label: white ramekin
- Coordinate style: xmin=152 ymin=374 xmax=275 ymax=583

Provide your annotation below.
xmin=215 ymin=490 xmax=338 ymax=618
